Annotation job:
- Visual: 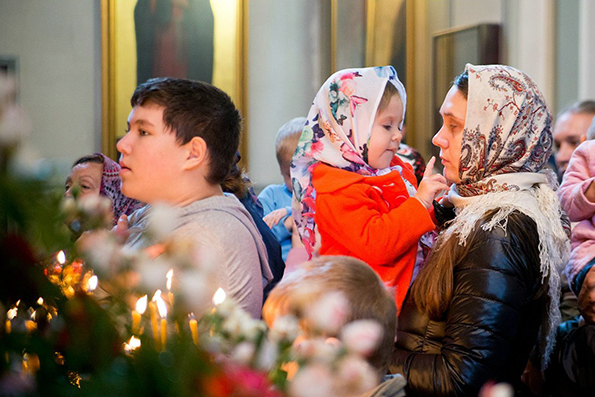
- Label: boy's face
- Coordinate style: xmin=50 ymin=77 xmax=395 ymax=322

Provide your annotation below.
xmin=367 ymin=95 xmax=404 ymax=169
xmin=280 ymin=161 xmax=292 ymax=191
xmin=117 ymin=104 xmax=187 ymax=204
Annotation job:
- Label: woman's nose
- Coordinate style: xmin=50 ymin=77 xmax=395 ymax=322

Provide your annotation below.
xmin=432 ymin=127 xmax=448 ymax=148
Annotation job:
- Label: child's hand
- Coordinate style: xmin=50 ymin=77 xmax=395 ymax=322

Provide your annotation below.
xmin=414 ymin=157 xmax=449 ymax=209
xmin=263 ymin=208 xmax=288 ymax=228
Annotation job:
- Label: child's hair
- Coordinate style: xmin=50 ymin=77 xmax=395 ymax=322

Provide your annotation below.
xmin=263 ymin=255 xmax=396 ymax=373
xmin=131 ymin=77 xmax=242 ymax=185
xmin=275 ymin=117 xmax=306 ymax=173
xmin=378 ymin=81 xmax=401 ymax=113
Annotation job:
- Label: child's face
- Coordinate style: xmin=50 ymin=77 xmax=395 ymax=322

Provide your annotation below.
xmin=367 ymin=95 xmax=404 ymax=169
xmin=117 ymin=104 xmax=188 ymax=204
xmin=280 ymin=161 xmax=292 ymax=191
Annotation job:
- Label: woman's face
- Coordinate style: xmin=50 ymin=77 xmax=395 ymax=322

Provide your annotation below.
xmin=432 ymin=86 xmax=467 ymax=184
xmin=64 ymin=162 xmax=103 ymax=199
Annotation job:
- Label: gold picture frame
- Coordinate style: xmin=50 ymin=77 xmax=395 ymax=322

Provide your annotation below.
xmin=101 ymin=0 xmax=248 ymax=163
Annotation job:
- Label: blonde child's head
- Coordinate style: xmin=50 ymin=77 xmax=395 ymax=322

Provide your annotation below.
xmin=275 ymin=117 xmax=306 ymax=190
xmin=263 ymin=255 xmax=396 ymax=373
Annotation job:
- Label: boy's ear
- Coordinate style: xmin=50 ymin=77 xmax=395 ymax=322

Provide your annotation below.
xmin=184 ymin=136 xmax=208 ymax=170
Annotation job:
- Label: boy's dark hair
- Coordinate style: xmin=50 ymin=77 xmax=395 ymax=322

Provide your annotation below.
xmin=131 ymin=77 xmax=241 ymax=185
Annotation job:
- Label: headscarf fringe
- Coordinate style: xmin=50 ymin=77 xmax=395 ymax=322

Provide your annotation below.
xmin=446 ymin=177 xmax=569 ymax=369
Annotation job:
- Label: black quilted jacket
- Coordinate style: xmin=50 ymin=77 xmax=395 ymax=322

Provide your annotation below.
xmin=391 ymin=211 xmax=547 ymax=397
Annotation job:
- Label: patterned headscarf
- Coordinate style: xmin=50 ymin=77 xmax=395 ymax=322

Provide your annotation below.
xmin=291 ymin=66 xmax=411 ymax=257
xmin=95 ymin=153 xmax=143 ymax=225
xmin=443 ymin=65 xmax=569 ymax=368
xmin=455 ymin=64 xmax=553 ymax=196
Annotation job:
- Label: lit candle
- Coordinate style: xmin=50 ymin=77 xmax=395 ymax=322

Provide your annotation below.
xmin=189 ymin=313 xmax=198 ymax=346
xmin=132 ymin=295 xmax=147 ymax=334
xmin=150 ymin=290 xmax=162 ymax=349
xmin=87 ymin=275 xmax=98 ymax=293
xmin=123 ymin=335 xmax=142 ymax=354
xmin=212 ymin=288 xmax=226 ymax=306
xmin=5 ymin=306 xmax=17 ymax=334
xmin=166 ymin=268 xmax=174 ymax=308
xmin=156 ymin=295 xmax=168 ymax=350
xmin=56 ymin=250 xmax=66 ymax=265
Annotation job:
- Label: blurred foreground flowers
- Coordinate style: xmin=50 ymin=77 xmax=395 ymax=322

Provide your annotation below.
xmin=0 ymin=74 xmax=386 ymax=397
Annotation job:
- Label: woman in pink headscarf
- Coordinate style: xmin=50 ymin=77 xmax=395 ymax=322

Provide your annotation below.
xmin=65 ymin=153 xmax=143 ymax=226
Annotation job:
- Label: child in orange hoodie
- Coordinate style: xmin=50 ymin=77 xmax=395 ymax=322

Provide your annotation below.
xmin=291 ymin=66 xmax=448 ymax=312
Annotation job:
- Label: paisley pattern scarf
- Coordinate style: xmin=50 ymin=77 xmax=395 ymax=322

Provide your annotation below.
xmin=291 ymin=66 xmax=412 ymax=258
xmin=442 ymin=64 xmax=570 ymax=368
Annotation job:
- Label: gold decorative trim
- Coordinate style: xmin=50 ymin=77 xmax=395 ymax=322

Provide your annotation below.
xmin=101 ymin=0 xmax=117 ymax=160
xmin=365 ymin=0 xmax=376 ymax=67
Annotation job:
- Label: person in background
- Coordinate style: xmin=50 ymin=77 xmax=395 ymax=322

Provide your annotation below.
xmin=263 ymin=255 xmax=398 ymax=376
xmin=258 ymin=117 xmax=306 ymax=262
xmin=222 ymin=152 xmax=285 ymax=300
xmin=553 ymin=100 xmax=595 ymax=180
xmin=64 ymin=152 xmax=142 ymax=226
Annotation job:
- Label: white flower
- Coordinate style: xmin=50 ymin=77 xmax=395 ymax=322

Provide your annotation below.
xmin=147 ymin=203 xmax=179 ymax=241
xmin=177 ymin=269 xmax=212 ymax=317
xmin=292 ymin=337 xmax=340 ymax=364
xmin=77 ymin=230 xmax=119 ymax=275
xmin=222 ymin=307 xmax=252 ymax=338
xmin=340 ymin=320 xmax=383 ymax=357
xmin=482 ymin=383 xmax=514 ymax=397
xmin=304 ymin=291 xmax=350 ymax=334
xmin=231 ymin=342 xmax=256 ymax=366
xmin=336 ymin=355 xmax=380 ymax=397
xmin=136 ymin=255 xmax=172 ymax=292
xmin=289 ymin=363 xmax=334 ymax=397
xmin=270 ymin=315 xmax=300 ymax=342
xmin=255 ymin=338 xmax=279 ymax=371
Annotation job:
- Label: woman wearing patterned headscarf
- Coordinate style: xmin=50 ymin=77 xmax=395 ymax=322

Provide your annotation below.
xmin=391 ymin=65 xmax=570 ymax=396
xmin=65 ymin=153 xmax=143 ymax=226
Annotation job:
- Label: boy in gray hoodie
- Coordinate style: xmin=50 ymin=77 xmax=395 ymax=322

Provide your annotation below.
xmin=118 ymin=77 xmax=272 ymax=318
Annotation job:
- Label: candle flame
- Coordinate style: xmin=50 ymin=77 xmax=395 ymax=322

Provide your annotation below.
xmin=135 ymin=295 xmax=148 ymax=314
xmin=124 ymin=335 xmax=142 ymax=353
xmin=7 ymin=307 xmax=17 ymax=320
xmin=152 ymin=290 xmax=162 ymax=302
xmin=156 ymin=296 xmax=167 ymax=318
xmin=212 ymin=288 xmax=226 ymax=305
xmin=87 ymin=275 xmax=98 ymax=292
xmin=56 ymin=251 xmax=66 ymax=264
xmin=166 ymin=268 xmax=174 ymax=291
xmin=37 ymin=297 xmax=44 ymax=305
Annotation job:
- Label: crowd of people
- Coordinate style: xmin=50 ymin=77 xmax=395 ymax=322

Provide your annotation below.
xmin=62 ymin=64 xmax=595 ymax=396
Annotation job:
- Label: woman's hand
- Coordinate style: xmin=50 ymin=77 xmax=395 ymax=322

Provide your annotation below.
xmin=414 ymin=157 xmax=449 ymax=209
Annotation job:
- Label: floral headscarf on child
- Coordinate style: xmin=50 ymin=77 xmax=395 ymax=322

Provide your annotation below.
xmin=441 ymin=64 xmax=570 ymax=367
xmin=95 ymin=153 xmax=143 ymax=225
xmin=291 ymin=66 xmax=410 ymax=258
